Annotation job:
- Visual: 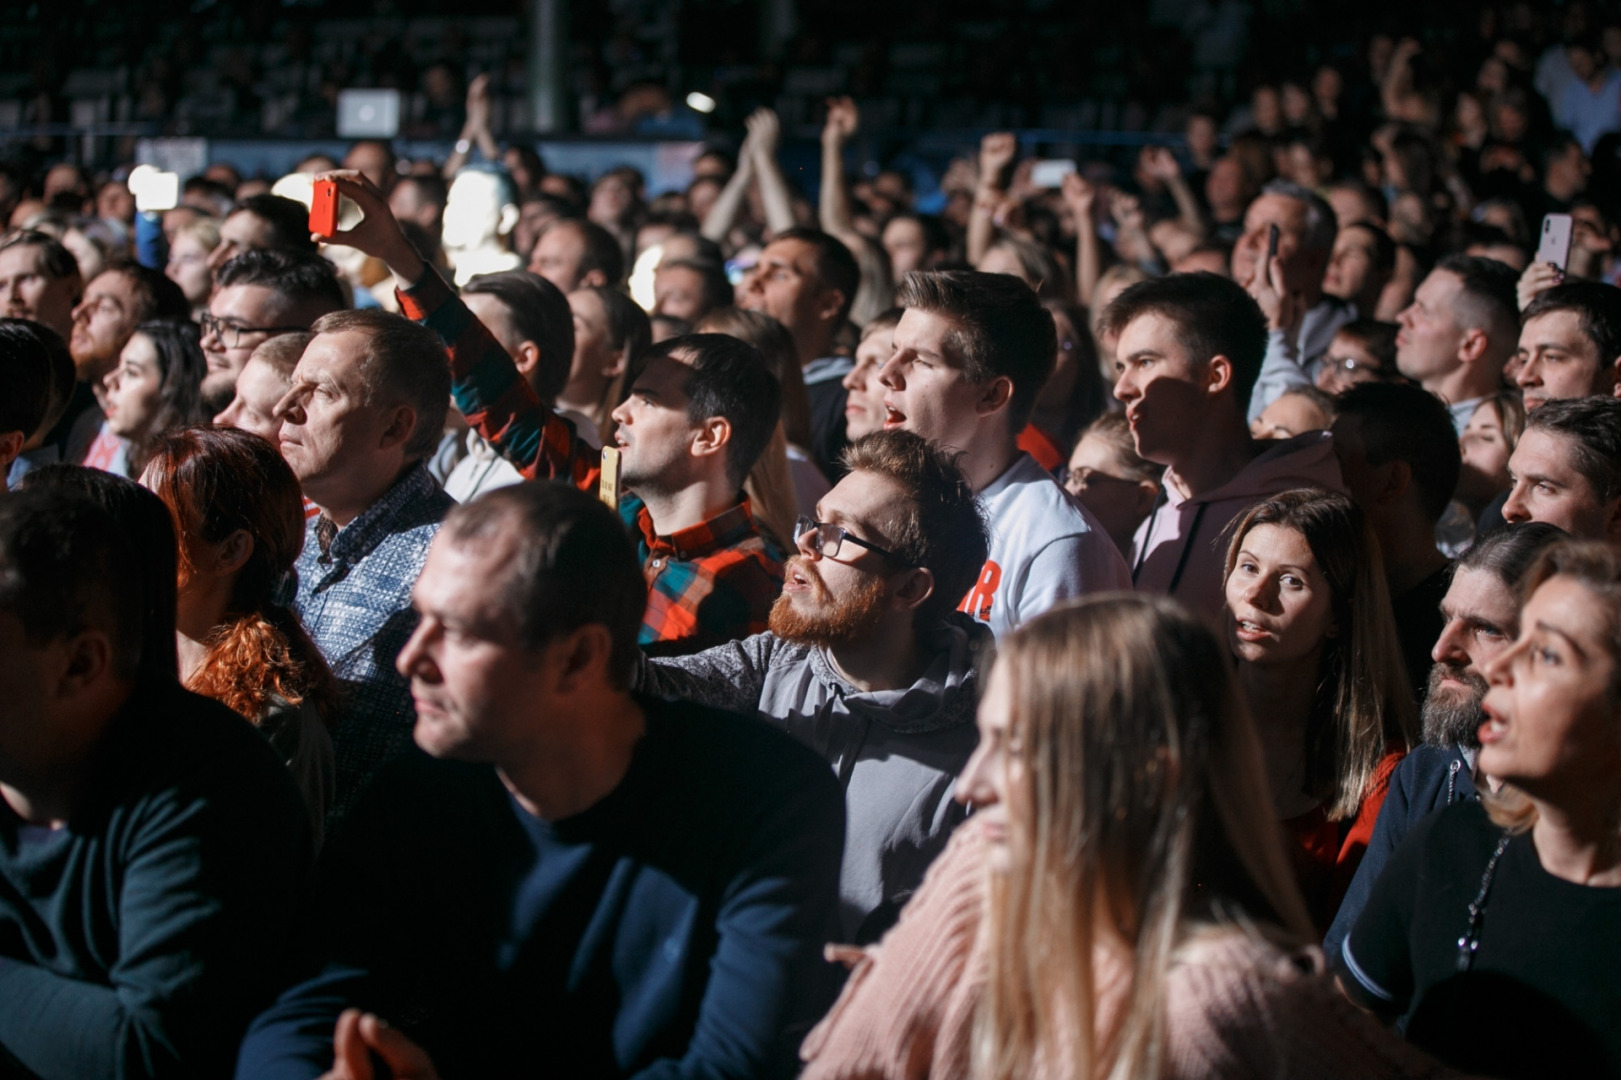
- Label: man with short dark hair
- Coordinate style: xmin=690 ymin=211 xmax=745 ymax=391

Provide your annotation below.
xmin=235 ymin=483 xmax=843 ymax=1080
xmin=528 ymin=217 xmax=625 ymax=292
xmin=740 ymin=226 xmax=862 ymax=478
xmin=388 ymin=173 xmax=448 ymax=237
xmin=207 ymin=194 xmax=320 ymax=278
xmin=1105 ymin=271 xmax=1347 ymax=620
xmin=1514 ymin=281 xmax=1621 ymax=410
xmin=0 ymin=319 xmax=55 ymax=485
xmin=1501 ymin=395 xmax=1621 ymax=540
xmin=0 ymin=486 xmax=311 ymax=1079
xmin=274 ymin=307 xmax=455 ymax=823
xmin=202 ymin=249 xmax=347 ymax=412
xmin=0 ymin=230 xmax=81 ymax=340
xmin=1395 ymin=254 xmax=1521 ymax=433
xmin=1331 ymin=382 xmax=1462 ymax=704
xmin=637 ymin=429 xmax=990 ymax=942
xmin=1323 ymin=522 xmax=1566 ymax=962
xmin=881 ymin=270 xmax=1130 ymax=638
xmin=653 ymin=257 xmax=732 ymax=324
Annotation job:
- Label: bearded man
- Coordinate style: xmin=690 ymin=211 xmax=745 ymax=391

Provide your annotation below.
xmin=635 ymin=429 xmax=991 ymax=945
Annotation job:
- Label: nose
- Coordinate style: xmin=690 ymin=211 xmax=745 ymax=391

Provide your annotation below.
xmin=609 ymin=399 xmax=631 ymax=427
xmin=213 ymin=398 xmax=241 ymax=427
xmin=841 ymin=363 xmax=863 ymax=393
xmin=1483 ymin=638 xmax=1521 ymax=688
xmin=395 ymin=617 xmax=436 ymax=680
xmin=953 ymin=740 xmax=999 ymax=808
xmin=1431 ymin=617 xmax=1469 ymax=665
xmin=877 ymin=353 xmax=903 ymax=391
xmin=1514 ymin=357 xmax=1538 ymax=388
xmin=1501 ymin=482 xmax=1530 ymax=525
xmin=71 ymin=298 xmax=92 ymax=325
xmin=272 ymin=386 xmax=304 ymax=424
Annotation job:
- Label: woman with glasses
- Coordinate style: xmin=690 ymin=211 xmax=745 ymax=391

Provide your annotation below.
xmin=1061 ymin=412 xmax=1163 ymax=557
xmin=1315 ymin=319 xmax=1402 ymax=395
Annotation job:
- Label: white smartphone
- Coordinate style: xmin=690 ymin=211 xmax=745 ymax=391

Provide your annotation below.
xmin=1537 ymin=213 xmax=1574 ymax=270
xmin=1029 ymin=159 xmax=1077 ymax=188
xmin=127 ymin=164 xmax=179 ymax=213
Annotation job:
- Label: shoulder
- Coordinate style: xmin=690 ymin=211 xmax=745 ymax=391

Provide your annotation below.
xmin=644 ymin=696 xmax=841 ymax=805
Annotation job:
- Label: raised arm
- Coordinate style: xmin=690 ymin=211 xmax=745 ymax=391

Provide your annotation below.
xmin=749 ymin=108 xmax=797 ymax=238
xmin=700 ymin=131 xmax=757 ymax=244
xmin=1060 ymin=172 xmax=1101 ymax=307
xmin=1141 ymin=146 xmax=1205 ymax=237
xmin=441 ymin=74 xmax=501 ymax=180
xmin=818 ymin=97 xmax=862 ymax=249
xmin=967 ymin=132 xmax=1017 ymax=265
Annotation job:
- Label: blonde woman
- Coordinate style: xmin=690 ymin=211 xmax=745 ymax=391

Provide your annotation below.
xmin=1222 ymin=488 xmax=1417 ymax=926
xmin=801 ymin=595 xmax=1453 ymax=1080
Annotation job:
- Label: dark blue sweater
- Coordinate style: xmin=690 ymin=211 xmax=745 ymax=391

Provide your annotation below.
xmin=234 ymin=695 xmax=846 ymax=1080
xmin=0 ymin=680 xmax=314 ymax=1080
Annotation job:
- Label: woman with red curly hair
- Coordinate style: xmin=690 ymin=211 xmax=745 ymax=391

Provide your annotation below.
xmin=142 ymin=424 xmax=338 ymax=842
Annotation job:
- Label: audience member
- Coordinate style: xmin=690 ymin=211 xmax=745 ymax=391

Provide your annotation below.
xmin=202 ymin=249 xmax=347 ymax=414
xmin=527 ymin=217 xmax=624 ymax=292
xmin=636 ymin=430 xmax=990 ymax=942
xmin=234 ymin=483 xmax=844 ymax=1079
xmin=207 ymin=193 xmax=320 ymax=277
xmin=165 ymin=215 xmax=220 ymax=317
xmin=0 ymin=319 xmax=56 ymax=486
xmin=1342 ymin=540 xmax=1621 ymax=1078
xmin=69 ymin=262 xmax=189 ymax=391
xmin=142 ymin=424 xmax=339 ymax=841
xmin=1023 ymin=299 xmax=1108 ymax=469
xmin=1314 ymin=318 xmax=1402 ymax=394
xmin=274 ymin=307 xmax=454 ymax=824
xmin=1321 ymin=220 xmax=1397 ymax=319
xmin=653 ymin=257 xmax=732 ymax=325
xmin=1251 ymin=384 xmax=1337 ymax=440
xmin=882 ymin=270 xmax=1129 ymax=638
xmin=1456 ymin=391 xmax=1526 ymax=518
xmin=1513 ymin=281 xmax=1621 ymax=411
xmin=558 ymin=284 xmax=650 ymax=439
xmin=0 ymin=486 xmax=311 ymax=1080
xmin=1223 ymin=489 xmax=1416 ymax=925
xmin=1501 ymin=395 xmax=1621 ymax=540
xmin=840 ymin=307 xmax=900 ymax=443
xmin=0 ymin=229 xmax=82 ymax=340
xmin=1063 ymin=411 xmax=1164 ymax=558
xmin=214 ymin=332 xmax=314 ymax=445
xmin=1106 ymin=272 xmax=1346 ymax=621
xmin=1394 ymin=254 xmax=1521 ymax=433
xmin=100 ymin=319 xmax=209 ymax=477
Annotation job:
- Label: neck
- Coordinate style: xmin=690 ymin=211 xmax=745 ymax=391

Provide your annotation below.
xmin=1427 ymin=367 xmax=1494 ymax=408
xmin=1380 ymin=515 xmax=1450 ymax=598
xmin=556 ymin=376 xmax=609 ymax=419
xmin=499 ymin=691 xmax=646 ymax=822
xmin=1 ymin=679 xmax=133 ymax=827
xmin=635 ymin=473 xmax=738 ymax=537
xmin=1530 ymin=789 xmax=1621 ymax=886
xmin=826 ymin=617 xmax=932 ymax=692
xmin=312 ymin=459 xmax=413 ymax=529
xmin=1238 ymin=653 xmax=1321 ymax=812
xmin=956 ymin=428 xmax=1020 ymax=494
xmin=1166 ymin=411 xmax=1260 ymax=500
xmin=175 ymin=581 xmax=234 ymax=684
xmin=795 ymin=324 xmax=836 ymax=369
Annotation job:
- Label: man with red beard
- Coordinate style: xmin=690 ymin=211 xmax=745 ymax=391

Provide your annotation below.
xmin=635 ymin=429 xmax=990 ymax=945
xmin=1323 ymin=522 xmax=1566 ymax=960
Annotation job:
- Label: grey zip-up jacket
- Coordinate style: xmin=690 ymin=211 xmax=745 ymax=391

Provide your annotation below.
xmin=636 ymin=614 xmax=992 ymax=944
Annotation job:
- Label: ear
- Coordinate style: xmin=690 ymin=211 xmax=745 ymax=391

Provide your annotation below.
xmin=1457 ymin=327 xmax=1489 ymax=366
xmin=511 ymin=339 xmax=542 ymax=378
xmin=974 ymin=376 xmax=1014 ymax=417
xmin=56 ymin=629 xmax=113 ymax=699
xmin=378 ymin=403 xmax=418 ymax=452
xmin=690 ymin=415 xmax=731 ymax=463
xmin=0 ymin=429 xmax=24 ymax=470
xmin=889 ymin=567 xmax=935 ymax=613
xmin=580 ymin=269 xmax=609 ymax=290
xmin=1376 ymin=458 xmax=1413 ymax=507
xmin=215 ymin=529 xmax=256 ymax=577
xmin=815 ymin=286 xmax=847 ymax=325
xmin=1609 ymin=356 xmax=1621 ymax=397
xmin=497 ymin=203 xmax=520 ymax=237
xmin=1205 ymin=354 xmax=1235 ymax=397
xmin=1132 ymin=479 xmax=1161 ymax=516
xmin=551 ymin=623 xmax=615 ymax=694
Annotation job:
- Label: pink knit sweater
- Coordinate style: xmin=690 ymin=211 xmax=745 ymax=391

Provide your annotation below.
xmin=800 ymin=818 xmax=1467 ymax=1080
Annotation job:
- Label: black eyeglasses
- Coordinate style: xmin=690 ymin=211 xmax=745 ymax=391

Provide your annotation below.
xmin=794 ymin=515 xmax=913 ymax=566
xmin=199 ymin=313 xmax=307 ymax=350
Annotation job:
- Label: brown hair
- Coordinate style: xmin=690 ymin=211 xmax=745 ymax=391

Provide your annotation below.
xmin=249 ymin=331 xmax=314 ymax=378
xmin=309 ymin=308 xmax=451 ymax=459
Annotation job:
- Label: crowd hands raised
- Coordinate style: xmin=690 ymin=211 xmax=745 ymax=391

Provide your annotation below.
xmin=7 ymin=22 xmax=1621 ymax=1078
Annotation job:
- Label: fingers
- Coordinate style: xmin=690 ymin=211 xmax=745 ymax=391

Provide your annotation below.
xmin=331 ymin=1009 xmax=373 ymax=1080
xmin=359 ymin=1014 xmax=440 ymax=1080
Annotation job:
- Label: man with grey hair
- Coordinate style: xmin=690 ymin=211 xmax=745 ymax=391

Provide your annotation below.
xmin=1234 ymin=179 xmax=1353 ymax=421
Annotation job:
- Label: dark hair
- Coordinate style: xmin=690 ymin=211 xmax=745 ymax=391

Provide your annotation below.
xmin=773 ymin=227 xmax=861 ymax=324
xmin=144 ymin=425 xmax=338 ymax=721
xmin=1433 ymin=253 xmax=1519 ymax=337
xmin=1522 ymin=282 xmax=1621 ymax=373
xmin=1524 ymin=396 xmax=1621 ymax=503
xmin=895 ymin=270 xmax=1058 ymax=431
xmin=1100 ymin=271 xmax=1269 ymax=410
xmin=658 ymin=258 xmax=734 ymax=317
xmin=1332 ymin=318 xmax=1400 ymax=374
xmin=1341 ymin=220 xmax=1398 ymax=274
xmin=1259 ymin=179 xmax=1337 ymax=254
xmin=1334 ymin=382 xmax=1463 ymax=522
xmin=841 ymin=429 xmax=989 ymax=626
xmin=231 ymin=194 xmax=319 ymax=255
xmin=0 ymin=229 xmax=81 ymax=282
xmin=1328 ymin=178 xmax=1389 ymax=224
xmin=442 ymin=483 xmax=646 ymax=687
xmin=885 ymin=213 xmax=952 ymax=259
xmin=1457 ymin=522 xmax=1569 ymax=588
xmin=542 ymin=219 xmax=625 ymax=286
xmin=0 ymin=319 xmax=59 ymax=441
xmin=462 ymin=270 xmax=575 ymax=405
xmin=126 ymin=321 xmax=210 ymax=469
xmin=656 ymin=332 xmax=782 ymax=488
xmin=394 ymin=173 xmax=448 ymax=210
xmin=216 ymin=248 xmax=347 ymax=323
xmin=582 ymin=285 xmax=652 ymax=365
xmin=14 ymin=466 xmax=178 ymax=679
xmin=0 ymin=487 xmax=147 ymax=678
xmin=308 ymin=309 xmax=451 ymax=459
xmin=107 ymin=262 xmax=191 ymax=324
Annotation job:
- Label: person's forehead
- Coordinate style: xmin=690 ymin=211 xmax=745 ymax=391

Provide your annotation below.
xmin=761 ymin=239 xmax=816 ymax=273
xmin=821 ymin=469 xmax=905 ymax=536
xmin=1246 ymin=193 xmax=1306 ymax=230
xmin=539 ymin=225 xmax=585 ymax=257
xmin=87 ymin=269 xmax=137 ymax=305
xmin=419 ymin=528 xmax=524 ymax=625
xmin=1515 ymin=427 xmax=1581 ymax=473
xmin=211 ymin=283 xmax=281 ymax=323
xmin=1069 ymin=432 xmax=1125 ymax=471
xmin=0 ymin=244 xmax=47 ymax=274
xmin=239 ymin=357 xmax=289 ymax=398
xmin=298 ymin=329 xmax=370 ymax=384
xmin=1334 ymin=230 xmax=1375 ymax=255
xmin=1447 ymin=565 xmax=1514 ymax=622
xmin=633 ymin=352 xmax=693 ymax=395
xmin=567 ymin=289 xmax=604 ymax=322
xmin=221 ymin=210 xmax=270 ymax=242
xmin=1116 ymin=311 xmax=1190 ymax=359
xmin=1416 ymin=269 xmax=1462 ymax=304
xmin=1521 ymin=309 xmax=1596 ymax=354
xmin=461 ymin=291 xmax=513 ymax=329
xmin=893 ymin=307 xmax=960 ymax=356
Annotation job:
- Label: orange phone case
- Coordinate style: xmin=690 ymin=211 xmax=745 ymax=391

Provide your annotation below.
xmin=309 ymin=179 xmax=339 ymax=238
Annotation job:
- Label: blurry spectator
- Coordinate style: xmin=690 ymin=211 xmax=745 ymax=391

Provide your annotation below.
xmin=388 ymin=174 xmax=447 ymax=240
xmin=528 ymin=218 xmax=624 ymax=292
xmin=841 ymin=308 xmax=899 ymax=444
xmin=0 ymin=320 xmax=55 ymax=486
xmin=1554 ymin=38 xmax=1621 ymax=153
xmin=215 ymin=331 xmax=314 ymax=446
xmin=100 ymin=320 xmax=209 ymax=478
xmin=343 ymin=141 xmax=397 ymax=195
xmin=1062 ymin=411 xmax=1164 ymax=558
xmin=1321 ymin=221 xmax=1397 ymax=319
xmin=201 ymin=249 xmax=345 ymax=414
xmin=70 ymin=262 xmax=189 ymax=402
xmin=652 ymin=257 xmax=731 ymax=324
xmin=511 ymin=194 xmax=573 ymax=263
xmin=881 ymin=212 xmax=951 ymax=278
xmin=1456 ymin=391 xmax=1526 ymax=519
xmin=207 ymin=194 xmax=319 ymax=278
xmin=1394 ymin=254 xmax=1521 ymax=432
xmin=0 ymin=230 xmax=82 ymax=341
xmin=440 ymin=167 xmax=521 ymax=286
xmin=558 ymin=284 xmax=650 ymax=441
xmin=165 ymin=216 xmax=220 ymax=319
xmin=1252 ymin=385 xmax=1338 ymax=440
xmin=1315 ymin=318 xmax=1403 ymax=394
xmin=1 ymin=318 xmax=74 ymax=487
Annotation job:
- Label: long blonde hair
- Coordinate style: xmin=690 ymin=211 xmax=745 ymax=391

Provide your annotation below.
xmin=1223 ymin=489 xmax=1418 ymax=820
xmin=974 ymin=595 xmax=1313 ymax=1080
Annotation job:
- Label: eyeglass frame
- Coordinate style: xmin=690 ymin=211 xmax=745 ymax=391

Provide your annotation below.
xmin=793 ymin=515 xmax=914 ymax=567
xmin=198 ymin=313 xmax=308 ymax=350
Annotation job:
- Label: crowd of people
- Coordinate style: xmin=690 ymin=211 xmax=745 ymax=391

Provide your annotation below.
xmin=5 ymin=11 xmax=1621 ymax=1078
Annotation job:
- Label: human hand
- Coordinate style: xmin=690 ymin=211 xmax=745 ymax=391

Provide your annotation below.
xmin=746 ymin=108 xmax=782 ymax=162
xmin=1110 ymin=191 xmax=1146 ymax=235
xmin=317 ymin=1010 xmax=441 ymax=1080
xmin=463 ymin=73 xmax=491 ymax=134
xmin=1517 ymin=259 xmax=1564 ymax=311
xmin=978 ymin=132 xmax=1017 ymax=190
xmin=1247 ymin=245 xmax=1300 ymax=333
xmin=1394 ymin=37 xmax=1422 ymax=62
xmin=313 ymin=171 xmax=425 ymax=285
xmin=1140 ymin=145 xmax=1182 ymax=183
xmin=1060 ymin=171 xmax=1096 ymax=221
xmin=822 ymin=96 xmax=858 ymax=145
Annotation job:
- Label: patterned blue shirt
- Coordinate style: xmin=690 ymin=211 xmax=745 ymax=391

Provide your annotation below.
xmin=294 ymin=461 xmax=454 ymax=825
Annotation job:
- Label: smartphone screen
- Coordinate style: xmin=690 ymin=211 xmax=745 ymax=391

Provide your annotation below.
xmin=1266 ymin=223 xmax=1280 ymax=260
xmin=1537 ymin=213 xmax=1574 ymax=271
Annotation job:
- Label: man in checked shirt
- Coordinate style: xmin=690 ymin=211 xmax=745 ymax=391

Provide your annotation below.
xmin=321 ymin=170 xmax=786 ymax=657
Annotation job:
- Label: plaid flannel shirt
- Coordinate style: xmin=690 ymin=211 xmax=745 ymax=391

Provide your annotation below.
xmin=625 ymin=495 xmax=785 ymax=656
xmin=294 ymin=462 xmax=453 ymax=824
xmin=397 ymin=269 xmax=600 ymax=492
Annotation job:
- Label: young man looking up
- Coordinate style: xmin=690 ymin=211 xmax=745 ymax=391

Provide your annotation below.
xmin=1394 ymin=254 xmax=1520 ymax=433
xmin=879 ymin=270 xmax=1130 ymax=638
xmin=1501 ymin=394 xmax=1621 ymax=541
xmin=1105 ymin=271 xmax=1346 ymax=622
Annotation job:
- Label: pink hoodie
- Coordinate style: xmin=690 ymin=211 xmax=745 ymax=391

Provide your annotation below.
xmin=1129 ymin=431 xmax=1347 ymax=624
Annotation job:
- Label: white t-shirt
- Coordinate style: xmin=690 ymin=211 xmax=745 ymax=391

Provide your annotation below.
xmin=960 ymin=453 xmax=1132 ymax=639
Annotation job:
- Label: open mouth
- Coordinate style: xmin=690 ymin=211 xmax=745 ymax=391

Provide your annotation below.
xmin=1233 ymin=618 xmax=1271 ymax=641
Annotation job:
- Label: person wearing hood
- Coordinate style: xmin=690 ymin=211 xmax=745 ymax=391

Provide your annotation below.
xmin=1105 ymin=271 xmax=1347 ymax=623
xmin=636 ymin=429 xmax=991 ymax=945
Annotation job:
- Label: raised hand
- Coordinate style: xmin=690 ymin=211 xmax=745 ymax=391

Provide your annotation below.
xmin=1517 ymin=259 xmax=1564 ymax=311
xmin=464 ymin=73 xmax=491 ymax=134
xmin=1247 ymin=244 xmax=1301 ymax=334
xmin=746 ymin=107 xmax=783 ymax=162
xmin=978 ymin=132 xmax=1018 ymax=189
xmin=312 ymin=170 xmax=425 ymax=285
xmin=822 ymin=96 xmax=859 ymax=145
xmin=1060 ymin=171 xmax=1096 ymax=220
xmin=1140 ymin=145 xmax=1182 ymax=183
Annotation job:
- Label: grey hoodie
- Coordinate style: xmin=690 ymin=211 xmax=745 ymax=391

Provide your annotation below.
xmin=636 ymin=613 xmax=992 ymax=944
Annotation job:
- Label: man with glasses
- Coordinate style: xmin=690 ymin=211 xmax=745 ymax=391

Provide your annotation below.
xmin=636 ymin=429 xmax=992 ymax=944
xmin=202 ymin=249 xmax=346 ymax=413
